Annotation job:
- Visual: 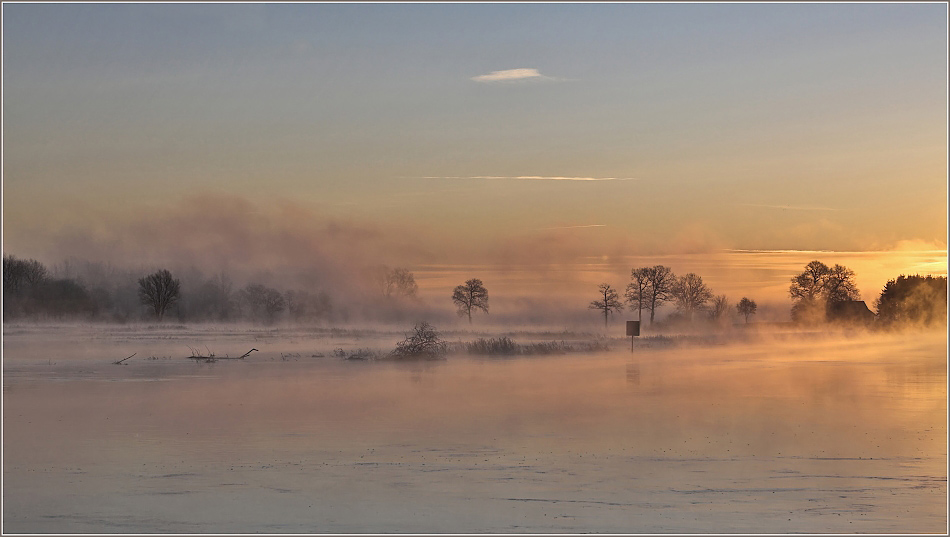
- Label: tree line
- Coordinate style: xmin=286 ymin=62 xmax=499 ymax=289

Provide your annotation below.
xmin=589 ymin=266 xmax=754 ymax=328
xmin=3 ymin=253 xmax=945 ymax=329
xmin=3 ymin=255 xmax=336 ymax=324
xmin=589 ymin=260 xmax=946 ymax=329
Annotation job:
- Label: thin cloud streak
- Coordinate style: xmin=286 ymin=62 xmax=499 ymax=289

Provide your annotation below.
xmin=739 ymin=203 xmax=840 ymax=212
xmin=419 ymin=176 xmax=635 ymax=181
xmin=538 ymin=224 xmax=607 ymax=231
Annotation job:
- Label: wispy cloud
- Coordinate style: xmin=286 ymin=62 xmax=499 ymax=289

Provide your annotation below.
xmin=471 ymin=68 xmax=553 ymax=83
xmin=538 ymin=224 xmax=607 ymax=231
xmin=419 ymin=176 xmax=635 ymax=182
xmin=739 ymin=203 xmax=840 ymax=212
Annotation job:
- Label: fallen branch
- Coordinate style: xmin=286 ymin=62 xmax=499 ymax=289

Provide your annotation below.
xmin=113 ymin=352 xmax=136 ymax=365
xmin=187 ymin=347 xmax=257 ymax=361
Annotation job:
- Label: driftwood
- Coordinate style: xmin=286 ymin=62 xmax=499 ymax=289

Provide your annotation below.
xmin=187 ymin=347 xmax=258 ymax=362
xmin=113 ymin=352 xmax=136 ymax=365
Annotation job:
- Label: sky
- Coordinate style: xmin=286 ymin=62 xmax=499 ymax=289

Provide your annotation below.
xmin=2 ymin=2 xmax=947 ymax=312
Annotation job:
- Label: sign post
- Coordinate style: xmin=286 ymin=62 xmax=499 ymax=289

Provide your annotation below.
xmin=626 ymin=320 xmax=640 ymax=351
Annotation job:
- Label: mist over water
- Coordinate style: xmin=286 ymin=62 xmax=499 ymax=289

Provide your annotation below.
xmin=2 ymin=324 xmax=945 ymax=533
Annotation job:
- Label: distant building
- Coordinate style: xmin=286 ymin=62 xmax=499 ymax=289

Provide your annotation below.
xmin=828 ymin=300 xmax=875 ymax=325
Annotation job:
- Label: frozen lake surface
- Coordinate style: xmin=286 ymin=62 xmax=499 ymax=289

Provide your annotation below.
xmin=3 ymin=324 xmax=946 ymax=533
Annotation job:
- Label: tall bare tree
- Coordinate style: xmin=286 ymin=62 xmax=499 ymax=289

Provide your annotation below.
xmin=672 ymin=273 xmax=712 ymax=321
xmin=589 ymin=283 xmax=624 ymax=328
xmin=138 ymin=269 xmax=181 ymax=321
xmin=644 ymin=265 xmax=676 ymax=325
xmin=709 ymin=294 xmax=730 ymax=322
xmin=625 ymin=267 xmax=650 ymax=322
xmin=736 ymin=297 xmax=757 ymax=323
xmin=452 ymin=278 xmax=489 ymax=324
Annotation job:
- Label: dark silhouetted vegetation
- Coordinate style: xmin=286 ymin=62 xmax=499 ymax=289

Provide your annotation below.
xmin=589 ymin=283 xmax=624 ymax=327
xmin=452 ymin=278 xmax=489 ymax=324
xmin=392 ymin=321 xmax=447 ymax=359
xmin=138 ymin=269 xmax=181 ymax=321
xmin=237 ymin=284 xmax=286 ymax=324
xmin=334 ymin=348 xmax=381 ymax=361
xmin=625 ymin=267 xmax=650 ymax=322
xmin=876 ymin=275 xmax=947 ymax=327
xmin=671 ymin=273 xmax=712 ymax=321
xmin=644 ymin=265 xmax=676 ymax=325
xmin=789 ymin=261 xmax=860 ymax=323
xmin=462 ymin=337 xmax=610 ymax=355
xmin=737 ymin=297 xmax=757 ymax=323
xmin=709 ymin=294 xmax=730 ymax=323
xmin=3 ymin=255 xmax=98 ymax=319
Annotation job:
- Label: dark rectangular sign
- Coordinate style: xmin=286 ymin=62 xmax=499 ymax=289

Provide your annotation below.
xmin=626 ymin=321 xmax=640 ymax=337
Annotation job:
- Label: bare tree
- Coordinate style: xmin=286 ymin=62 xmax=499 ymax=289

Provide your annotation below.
xmin=22 ymin=259 xmax=48 ymax=287
xmin=391 ymin=321 xmax=447 ymax=359
xmin=789 ymin=261 xmax=859 ymax=322
xmin=709 ymin=294 xmax=730 ymax=322
xmin=138 ymin=269 xmax=181 ymax=321
xmin=589 ymin=283 xmax=624 ymax=328
xmin=387 ymin=267 xmax=418 ymax=299
xmin=736 ymin=297 xmax=757 ymax=323
xmin=625 ymin=267 xmax=650 ymax=322
xmin=644 ymin=265 xmax=676 ymax=325
xmin=671 ymin=273 xmax=712 ymax=321
xmin=285 ymin=289 xmax=333 ymax=322
xmin=3 ymin=255 xmax=47 ymax=295
xmin=368 ymin=265 xmax=419 ymax=299
xmin=452 ymin=278 xmax=489 ymax=324
xmin=239 ymin=283 xmax=286 ymax=324
xmin=3 ymin=254 xmax=28 ymax=295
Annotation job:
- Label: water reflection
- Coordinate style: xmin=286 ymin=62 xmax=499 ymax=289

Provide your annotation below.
xmin=626 ymin=362 xmax=640 ymax=386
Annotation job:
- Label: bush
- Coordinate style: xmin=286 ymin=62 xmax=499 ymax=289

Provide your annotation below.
xmin=391 ymin=322 xmax=447 ymax=359
xmin=334 ymin=348 xmax=380 ymax=361
xmin=465 ymin=337 xmax=518 ymax=355
xmin=464 ymin=338 xmax=610 ymax=356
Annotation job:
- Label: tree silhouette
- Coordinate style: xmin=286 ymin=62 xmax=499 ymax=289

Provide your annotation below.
xmin=789 ymin=261 xmax=859 ymax=322
xmin=392 ymin=321 xmax=447 ymax=359
xmin=625 ymin=267 xmax=650 ymax=322
xmin=875 ymin=274 xmax=947 ymax=326
xmin=138 ymin=269 xmax=181 ymax=321
xmin=452 ymin=278 xmax=489 ymax=324
xmin=589 ymin=283 xmax=624 ymax=328
xmin=736 ymin=297 xmax=757 ymax=323
xmin=3 ymin=255 xmax=47 ymax=296
xmin=644 ymin=265 xmax=676 ymax=325
xmin=709 ymin=294 xmax=730 ymax=322
xmin=369 ymin=265 xmax=419 ymax=299
xmin=238 ymin=283 xmax=286 ymax=324
xmin=671 ymin=273 xmax=712 ymax=321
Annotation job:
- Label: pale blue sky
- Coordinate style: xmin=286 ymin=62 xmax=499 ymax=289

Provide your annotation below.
xmin=3 ymin=2 xmax=947 ymax=263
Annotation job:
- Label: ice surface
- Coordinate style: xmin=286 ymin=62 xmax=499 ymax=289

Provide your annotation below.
xmin=3 ymin=324 xmax=946 ymax=533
